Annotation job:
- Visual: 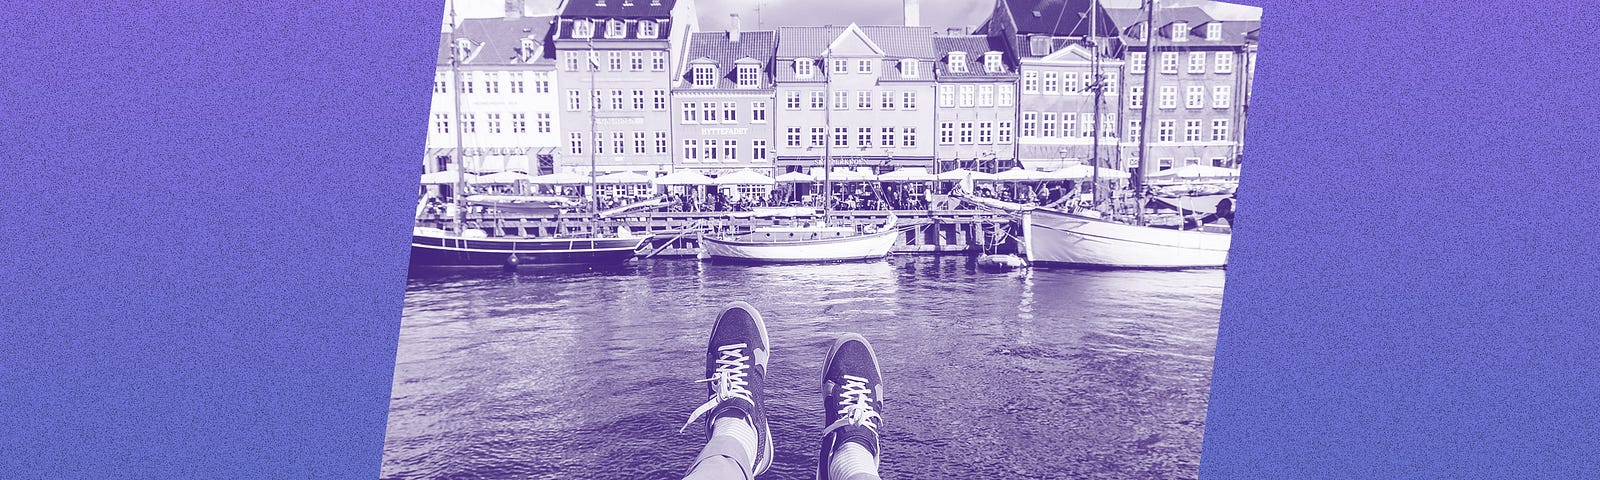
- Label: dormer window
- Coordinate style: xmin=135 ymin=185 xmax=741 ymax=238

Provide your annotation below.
xmin=947 ymin=52 xmax=967 ymax=73
xmin=639 ymin=20 xmax=658 ymax=38
xmin=737 ymin=65 xmax=759 ymax=88
xmin=454 ymin=38 xmax=472 ymax=61
xmin=573 ymin=20 xmax=594 ymax=38
xmin=519 ymin=38 xmax=539 ymax=62
xmin=1135 ymin=23 xmax=1147 ymax=40
xmin=900 ymin=59 xmax=919 ymax=78
xmin=606 ymin=19 xmax=626 ymax=38
xmin=1172 ymin=22 xmax=1188 ymax=42
xmin=692 ymin=65 xmax=717 ymax=88
xmin=984 ymin=52 xmax=1003 ymax=73
xmin=1206 ymin=23 xmax=1222 ymax=41
xmin=796 ymin=58 xmax=815 ymax=78
xmin=1029 ymin=36 xmax=1051 ymax=55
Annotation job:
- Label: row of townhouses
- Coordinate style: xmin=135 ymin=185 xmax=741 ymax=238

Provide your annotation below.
xmin=422 ymin=0 xmax=1259 ymax=180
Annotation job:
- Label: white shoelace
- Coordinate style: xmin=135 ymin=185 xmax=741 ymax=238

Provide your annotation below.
xmin=820 ymin=374 xmax=881 ymax=439
xmin=680 ymin=343 xmax=753 ymax=433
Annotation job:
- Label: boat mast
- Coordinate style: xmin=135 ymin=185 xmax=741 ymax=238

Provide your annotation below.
xmin=449 ymin=0 xmax=467 ymax=232
xmin=588 ymin=39 xmax=600 ymax=217
xmin=1088 ymin=0 xmax=1102 ymax=208
xmin=1134 ymin=0 xmax=1158 ymax=226
xmin=822 ymin=53 xmax=833 ymax=224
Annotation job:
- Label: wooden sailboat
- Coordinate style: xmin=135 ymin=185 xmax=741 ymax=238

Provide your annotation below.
xmin=1021 ymin=0 xmax=1232 ymax=269
xmin=700 ymin=50 xmax=899 ymax=263
xmin=410 ymin=5 xmax=648 ymax=269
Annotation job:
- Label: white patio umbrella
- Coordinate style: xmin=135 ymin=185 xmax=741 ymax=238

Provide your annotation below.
xmin=877 ymin=167 xmax=935 ymax=182
xmin=935 ymin=168 xmax=997 ymax=181
xmin=1044 ymin=164 xmax=1132 ymax=181
xmin=828 ymin=167 xmax=876 ymax=182
xmin=420 ymin=170 xmax=478 ymax=185
xmin=1144 ymin=164 xmax=1242 ymax=181
xmin=994 ymin=167 xmax=1048 ymax=182
xmin=651 ymin=170 xmax=716 ymax=186
xmin=714 ymin=169 xmax=776 ymax=185
xmin=775 ymin=171 xmax=815 ymax=183
xmin=471 ymin=171 xmax=533 ymax=184
xmin=594 ymin=171 xmax=653 ymax=184
xmin=528 ymin=171 xmax=592 ymax=185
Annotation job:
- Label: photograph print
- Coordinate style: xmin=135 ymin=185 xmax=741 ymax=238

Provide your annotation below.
xmin=386 ymin=0 xmax=1260 ymax=478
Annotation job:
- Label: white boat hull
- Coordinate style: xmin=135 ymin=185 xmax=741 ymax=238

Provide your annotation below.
xmin=701 ymin=222 xmax=900 ymax=263
xmin=1024 ymin=209 xmax=1230 ymax=269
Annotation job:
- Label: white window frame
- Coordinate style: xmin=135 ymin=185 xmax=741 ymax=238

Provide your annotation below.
xmin=605 ymin=19 xmax=626 ymax=39
xmin=1186 ymin=85 xmax=1205 ymax=109
xmin=1159 ymin=86 xmax=1177 ymax=109
xmin=997 ymin=86 xmax=1013 ymax=107
xmin=1213 ymin=86 xmax=1231 ymax=108
xmin=978 ymin=85 xmax=994 ymax=106
xmin=938 ymin=85 xmax=954 ymax=107
xmin=737 ymin=65 xmax=759 ymax=88
xmin=796 ymin=58 xmax=814 ymax=78
xmin=1042 ymin=72 xmax=1057 ymax=94
xmin=1129 ymin=52 xmax=1146 ymax=74
xmin=573 ymin=20 xmax=594 ymax=39
xmin=752 ymin=101 xmax=767 ymax=123
xmin=1188 ymin=52 xmax=1206 ymax=74
xmin=639 ymin=20 xmax=658 ymax=39
xmin=857 ymin=59 xmax=873 ymax=74
xmin=1215 ymin=52 xmax=1234 ymax=74
xmin=1172 ymin=22 xmax=1188 ymax=42
xmin=1160 ymin=52 xmax=1178 ymax=74
xmin=1022 ymin=71 xmax=1039 ymax=93
xmin=984 ymin=52 xmax=1003 ymax=73
xmin=692 ymin=65 xmax=716 ymax=88
xmin=1129 ymin=85 xmax=1144 ymax=109
xmin=901 ymin=59 xmax=919 ymax=78
xmin=958 ymin=85 xmax=975 ymax=107
xmin=1206 ymin=23 xmax=1222 ymax=41
xmin=1211 ymin=119 xmax=1230 ymax=141
xmin=948 ymin=53 xmax=967 ymax=73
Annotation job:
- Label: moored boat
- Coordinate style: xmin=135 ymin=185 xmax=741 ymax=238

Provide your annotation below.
xmin=1022 ymin=208 xmax=1229 ymax=269
xmin=410 ymin=227 xmax=648 ymax=268
xmin=700 ymin=216 xmax=900 ymax=263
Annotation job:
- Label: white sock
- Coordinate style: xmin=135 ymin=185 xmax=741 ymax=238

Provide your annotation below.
xmin=828 ymin=441 xmax=879 ymax=480
xmin=711 ymin=415 xmax=758 ymax=466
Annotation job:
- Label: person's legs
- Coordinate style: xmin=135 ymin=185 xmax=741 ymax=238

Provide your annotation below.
xmin=680 ymin=302 xmax=774 ymax=480
xmin=816 ymin=334 xmax=885 ymax=480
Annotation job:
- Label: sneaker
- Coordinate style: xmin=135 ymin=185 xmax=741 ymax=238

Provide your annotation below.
xmin=816 ymin=333 xmax=884 ymax=480
xmin=681 ymin=301 xmax=774 ymax=475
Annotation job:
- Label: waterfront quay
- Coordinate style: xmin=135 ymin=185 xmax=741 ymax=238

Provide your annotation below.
xmin=416 ymin=209 xmax=1021 ymax=257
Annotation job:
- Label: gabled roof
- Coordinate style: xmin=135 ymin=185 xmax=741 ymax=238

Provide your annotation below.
xmin=776 ymin=25 xmax=936 ymax=59
xmin=999 ymin=0 xmax=1116 ymax=37
xmin=555 ymin=17 xmax=673 ymax=41
xmin=932 ymin=35 xmax=1016 ymax=79
xmin=674 ymin=30 xmax=778 ymax=90
xmin=438 ymin=16 xmax=558 ymax=66
xmin=1101 ymin=2 xmax=1261 ymax=47
xmin=559 ymin=0 xmax=677 ymax=19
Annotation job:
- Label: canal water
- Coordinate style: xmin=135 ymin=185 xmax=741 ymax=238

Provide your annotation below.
xmin=382 ymin=257 xmax=1224 ymax=479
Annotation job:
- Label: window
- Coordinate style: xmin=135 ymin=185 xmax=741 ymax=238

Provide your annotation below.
xmin=683 ymin=139 xmax=698 ymax=160
xmin=1063 ymin=72 xmax=1079 ymax=94
xmin=1081 ymin=115 xmax=1094 ymax=138
xmin=1211 ymin=119 xmax=1230 ymax=141
xmin=786 ymin=127 xmax=802 ymax=147
xmin=1104 ymin=76 xmax=1117 ymax=95
xmin=487 ymin=113 xmax=501 ymax=133
xmin=613 ymin=131 xmax=625 ymax=153
xmin=882 ymin=127 xmax=896 ymax=147
xmin=611 ymin=89 xmax=623 ymax=110
xmin=640 ymin=20 xmax=658 ymax=38
xmin=1215 ymin=53 xmax=1234 ymax=74
xmin=724 ymin=140 xmax=738 ymax=161
xmin=1129 ymin=86 xmax=1144 ymax=109
xmin=938 ymin=85 xmax=954 ymax=107
xmin=737 ymin=65 xmax=759 ymax=88
xmin=901 ymin=59 xmax=919 ymax=78
xmin=978 ymin=85 xmax=994 ymax=106
xmin=1128 ymin=119 xmax=1142 ymax=142
xmin=1185 ymin=157 xmax=1200 ymax=166
xmin=569 ymin=132 xmax=583 ymax=154
xmin=563 ymin=51 xmax=580 ymax=71
xmin=591 ymin=89 xmax=601 ymax=109
xmin=633 ymin=89 xmax=645 ymax=110
xmin=434 ymin=73 xmax=448 ymax=93
xmin=857 ymin=91 xmax=873 ymax=109
xmin=1212 ymin=157 xmax=1227 ymax=167
xmin=785 ymin=91 xmax=801 ymax=109
xmin=460 ymin=73 xmax=473 ymax=94
xmin=984 ymin=52 xmax=1003 ymax=73
xmin=881 ymin=91 xmax=896 ymax=109
xmin=1159 ymin=86 xmax=1177 ymax=109
xmin=939 ymin=122 xmax=955 ymax=144
xmin=1061 ymin=113 xmax=1076 ymax=137
xmin=723 ymin=102 xmax=737 ymax=122
xmin=461 ymin=113 xmax=475 ymax=133
xmin=796 ymin=59 xmax=814 ymax=78
xmin=653 ymin=90 xmax=667 ymax=110
xmin=682 ymin=102 xmax=698 ymax=123
xmin=651 ymin=51 xmax=666 ymax=71
xmin=655 ymin=132 xmax=668 ymax=154
xmin=594 ymin=134 xmax=606 ymax=155
xmin=752 ymin=101 xmax=767 ymax=123
xmin=1021 ymin=112 xmax=1037 ymax=137
xmin=997 ymin=86 xmax=1013 ymax=107
xmin=858 ymin=128 xmax=872 ymax=147
xmin=1207 ymin=23 xmax=1222 ymax=41
xmin=1158 ymin=119 xmax=1175 ymax=142
xmin=1213 ymin=86 xmax=1232 ymax=108
xmin=978 ymin=122 xmax=993 ymax=144
xmin=948 ymin=52 xmax=967 ymax=73
xmin=508 ymin=73 xmax=524 ymax=93
xmin=702 ymin=102 xmax=717 ymax=122
xmin=573 ymin=19 xmax=594 ymax=38
xmin=832 ymin=59 xmax=849 ymax=74
xmin=833 ymin=91 xmax=849 ymax=109
xmin=902 ymin=91 xmax=917 ymax=109
xmin=1041 ymin=113 xmax=1057 ymax=138
xmin=834 ymin=127 xmax=849 ymax=147
xmin=536 ymin=113 xmax=550 ymax=133
xmin=1188 ymin=52 xmax=1206 ymax=74
xmin=511 ymin=113 xmax=527 ymax=133
xmin=958 ymin=85 xmax=975 ymax=107
xmin=811 ymin=127 xmax=826 ymax=147
xmin=1102 ymin=114 xmax=1116 ymax=138
xmin=998 ymin=121 xmax=1013 ymax=144
xmin=1186 ymin=86 xmax=1204 ymax=109
xmin=535 ymin=74 xmax=550 ymax=93
xmin=630 ymin=51 xmax=644 ymax=71
xmin=1159 ymin=158 xmax=1173 ymax=170
xmin=606 ymin=19 xmax=625 ymax=38
xmin=903 ymin=127 xmax=917 ymax=148
xmin=1022 ymin=71 xmax=1039 ymax=93
xmin=433 ymin=113 xmax=449 ymax=133
xmin=693 ymin=65 xmax=716 ymax=88
xmin=958 ymin=121 xmax=973 ymax=144
xmin=857 ymin=59 xmax=873 ymax=74
xmin=608 ymin=51 xmax=622 ymax=71
xmin=810 ymin=91 xmax=826 ymax=109
xmin=1172 ymin=22 xmax=1188 ymax=42
xmin=1042 ymin=72 xmax=1058 ymax=94
xmin=484 ymin=73 xmax=500 ymax=94
xmin=1162 ymin=52 xmax=1180 ymax=74
xmin=753 ymin=140 xmax=768 ymax=160
xmin=1130 ymin=52 xmax=1146 ymax=74
xmin=704 ymin=140 xmax=718 ymax=160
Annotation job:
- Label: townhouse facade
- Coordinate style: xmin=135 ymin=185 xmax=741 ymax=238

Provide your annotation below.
xmin=426 ymin=13 xmax=563 ymax=176
xmin=670 ymin=19 xmax=778 ymax=175
xmin=932 ymin=34 xmax=1019 ymax=173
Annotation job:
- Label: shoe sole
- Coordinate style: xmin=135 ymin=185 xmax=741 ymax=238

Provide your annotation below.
xmin=717 ymin=301 xmax=773 ymax=476
xmin=816 ymin=333 xmax=881 ymax=480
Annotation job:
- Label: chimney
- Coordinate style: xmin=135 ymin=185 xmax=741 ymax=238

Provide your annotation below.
xmin=904 ymin=0 xmax=921 ymax=27
xmin=946 ymin=27 xmax=962 ymax=36
xmin=505 ymin=0 xmax=522 ymax=19
xmin=729 ymin=14 xmax=741 ymax=42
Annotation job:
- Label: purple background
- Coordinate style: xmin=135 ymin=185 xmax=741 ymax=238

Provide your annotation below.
xmin=2 ymin=0 xmax=1597 ymax=478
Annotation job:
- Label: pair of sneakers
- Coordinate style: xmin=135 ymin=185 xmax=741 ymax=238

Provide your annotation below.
xmin=682 ymin=302 xmax=884 ymax=479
